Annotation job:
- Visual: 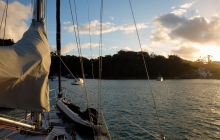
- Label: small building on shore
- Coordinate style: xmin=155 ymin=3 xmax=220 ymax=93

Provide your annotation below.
xmin=195 ymin=68 xmax=213 ymax=78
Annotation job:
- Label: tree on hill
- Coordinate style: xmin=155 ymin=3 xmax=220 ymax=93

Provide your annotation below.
xmin=49 ymin=50 xmax=199 ymax=79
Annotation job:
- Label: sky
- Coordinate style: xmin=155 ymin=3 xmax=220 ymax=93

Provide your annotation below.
xmin=1 ymin=0 xmax=220 ymax=61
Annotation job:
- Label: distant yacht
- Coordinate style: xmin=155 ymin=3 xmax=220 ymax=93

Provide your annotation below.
xmin=156 ymin=73 xmax=163 ymax=81
xmin=71 ymin=76 xmax=84 ymax=85
xmin=156 ymin=76 xmax=163 ymax=81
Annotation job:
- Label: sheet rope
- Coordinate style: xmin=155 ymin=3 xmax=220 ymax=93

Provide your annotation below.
xmin=128 ymin=0 xmax=165 ymax=139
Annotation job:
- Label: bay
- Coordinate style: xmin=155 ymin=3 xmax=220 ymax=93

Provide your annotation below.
xmin=49 ymin=79 xmax=220 ymax=140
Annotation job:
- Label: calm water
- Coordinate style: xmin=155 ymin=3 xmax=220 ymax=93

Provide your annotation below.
xmin=49 ymin=79 xmax=220 ymax=140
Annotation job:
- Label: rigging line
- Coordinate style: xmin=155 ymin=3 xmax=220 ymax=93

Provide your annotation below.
xmin=97 ymin=0 xmax=103 ymax=131
xmin=116 ymin=114 xmax=120 ymax=140
xmin=56 ymin=53 xmax=76 ymax=80
xmin=56 ymin=55 xmax=91 ymax=103
xmin=45 ymin=0 xmax=47 ymax=33
xmin=2 ymin=0 xmax=8 ymax=47
xmin=67 ymin=0 xmax=82 ymax=81
xmin=101 ymin=110 xmax=112 ymax=140
xmin=72 ymin=0 xmax=93 ymax=118
xmin=31 ymin=0 xmax=33 ymax=19
xmin=68 ymin=0 xmax=87 ymax=84
xmin=72 ymin=0 xmax=89 ymax=93
xmin=86 ymin=0 xmax=94 ymax=79
xmin=44 ymin=0 xmax=46 ymax=20
xmin=122 ymin=116 xmax=161 ymax=140
xmin=0 ymin=0 xmax=7 ymax=32
xmin=72 ymin=0 xmax=85 ymax=81
xmin=68 ymin=0 xmax=79 ymax=51
xmin=128 ymin=0 xmax=165 ymax=138
xmin=32 ymin=0 xmax=35 ymax=20
xmin=71 ymin=0 xmax=96 ymax=134
xmin=66 ymin=0 xmax=95 ymax=134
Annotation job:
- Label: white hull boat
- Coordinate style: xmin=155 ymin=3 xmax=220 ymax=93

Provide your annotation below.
xmin=157 ymin=77 xmax=163 ymax=81
xmin=56 ymin=98 xmax=108 ymax=136
xmin=71 ymin=78 xmax=84 ymax=85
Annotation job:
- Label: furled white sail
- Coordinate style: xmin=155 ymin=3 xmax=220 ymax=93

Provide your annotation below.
xmin=0 ymin=22 xmax=50 ymax=111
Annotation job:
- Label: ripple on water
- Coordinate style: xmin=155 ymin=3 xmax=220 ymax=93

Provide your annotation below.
xmin=47 ymin=79 xmax=220 ymax=139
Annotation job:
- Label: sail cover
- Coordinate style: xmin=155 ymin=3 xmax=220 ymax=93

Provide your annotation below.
xmin=0 ymin=22 xmax=50 ymax=112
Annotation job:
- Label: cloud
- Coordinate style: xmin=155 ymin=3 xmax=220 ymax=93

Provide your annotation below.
xmin=154 ymin=13 xmax=186 ymax=28
xmin=161 ymin=52 xmax=168 ymax=58
xmin=64 ymin=20 xmax=148 ymax=35
xmin=119 ymin=23 xmax=148 ymax=34
xmin=124 ymin=30 xmax=135 ymax=36
xmin=171 ymin=9 xmax=187 ymax=15
xmin=0 ymin=1 xmax=32 ymax=41
xmin=188 ymin=9 xmax=199 ymax=17
xmin=50 ymin=46 xmax=56 ymax=52
xmin=170 ymin=16 xmax=220 ymax=45
xmin=109 ymin=46 xmax=118 ymax=49
xmin=81 ymin=54 xmax=99 ymax=59
xmin=110 ymin=16 xmax=114 ymax=20
xmin=64 ymin=20 xmax=115 ymax=35
xmin=171 ymin=45 xmax=200 ymax=60
xmin=180 ymin=1 xmax=195 ymax=9
xmin=171 ymin=6 xmax=176 ymax=9
xmin=50 ymin=43 xmax=100 ymax=55
xmin=139 ymin=45 xmax=153 ymax=52
xmin=150 ymin=28 xmax=170 ymax=42
xmin=152 ymin=12 xmax=220 ymax=60
xmin=121 ymin=47 xmax=132 ymax=51
xmin=153 ymin=13 xmax=220 ymax=46
xmin=63 ymin=21 xmax=71 ymax=25
xmin=63 ymin=43 xmax=100 ymax=54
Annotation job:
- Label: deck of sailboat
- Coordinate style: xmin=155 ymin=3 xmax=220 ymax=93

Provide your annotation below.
xmin=0 ymin=107 xmax=96 ymax=140
xmin=0 ymin=108 xmax=60 ymax=139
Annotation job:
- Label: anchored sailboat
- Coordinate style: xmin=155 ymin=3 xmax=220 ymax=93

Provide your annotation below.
xmin=157 ymin=73 xmax=163 ymax=81
xmin=71 ymin=76 xmax=84 ymax=85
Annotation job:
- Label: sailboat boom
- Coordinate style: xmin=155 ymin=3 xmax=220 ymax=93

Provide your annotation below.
xmin=0 ymin=117 xmax=35 ymax=130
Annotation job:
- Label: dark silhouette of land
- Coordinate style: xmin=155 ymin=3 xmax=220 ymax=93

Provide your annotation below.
xmin=50 ymin=50 xmax=220 ymax=79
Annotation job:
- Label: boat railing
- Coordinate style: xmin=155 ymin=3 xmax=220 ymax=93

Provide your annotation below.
xmin=49 ymin=87 xmax=58 ymax=101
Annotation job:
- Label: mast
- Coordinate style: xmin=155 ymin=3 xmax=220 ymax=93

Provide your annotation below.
xmin=34 ymin=0 xmax=44 ymax=22
xmin=32 ymin=0 xmax=45 ymax=129
xmin=56 ymin=0 xmax=62 ymax=97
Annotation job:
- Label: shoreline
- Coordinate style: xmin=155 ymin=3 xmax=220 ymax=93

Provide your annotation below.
xmin=49 ymin=77 xmax=220 ymax=80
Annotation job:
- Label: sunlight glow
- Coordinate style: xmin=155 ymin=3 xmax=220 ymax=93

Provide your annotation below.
xmin=198 ymin=46 xmax=220 ymax=61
